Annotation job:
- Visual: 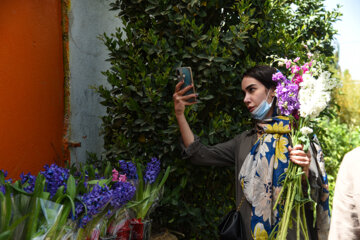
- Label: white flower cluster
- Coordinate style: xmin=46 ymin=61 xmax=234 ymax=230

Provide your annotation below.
xmin=300 ymin=126 xmax=313 ymax=135
xmin=298 ymin=71 xmax=337 ymax=118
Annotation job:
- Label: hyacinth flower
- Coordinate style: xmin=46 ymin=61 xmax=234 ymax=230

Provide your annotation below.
xmin=71 ymin=183 xmax=113 ymax=240
xmin=41 ymin=164 xmax=70 ymax=199
xmin=110 ymin=181 xmax=136 ymax=210
xmin=112 ymin=158 xmax=170 ymax=239
xmin=119 ymin=160 xmax=138 ymax=180
xmin=1 ymin=160 xmax=140 ymax=240
xmin=20 ymin=172 xmax=37 ymax=194
xmin=120 ymin=157 xmax=170 ymax=220
xmin=72 ymin=162 xmax=137 ymax=239
xmin=269 ymin=54 xmax=338 ymax=240
xmin=0 ymin=170 xmax=10 ymax=194
xmin=37 ymin=164 xmax=77 ymax=240
xmin=77 ymin=184 xmax=113 ymax=228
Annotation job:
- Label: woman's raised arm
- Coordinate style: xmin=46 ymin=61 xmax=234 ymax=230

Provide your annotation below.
xmin=173 ymin=80 xmax=197 ymax=148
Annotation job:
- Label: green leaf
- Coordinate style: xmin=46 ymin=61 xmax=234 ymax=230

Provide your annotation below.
xmin=104 ymin=161 xmax=113 ymax=177
xmin=66 ymin=175 xmax=76 ymax=199
xmin=87 ymin=178 xmax=111 ymax=187
xmin=52 ymin=186 xmax=65 ymax=202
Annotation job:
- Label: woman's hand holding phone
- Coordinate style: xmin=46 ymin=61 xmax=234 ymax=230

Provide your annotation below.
xmin=173 ymin=67 xmax=197 ymax=147
xmin=173 ymin=80 xmax=197 ymax=117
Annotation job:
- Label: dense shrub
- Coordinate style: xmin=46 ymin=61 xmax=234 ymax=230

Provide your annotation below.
xmin=334 ymin=70 xmax=360 ymax=126
xmin=97 ymin=0 xmax=340 ymax=238
xmin=317 ymin=113 xmax=360 ymax=207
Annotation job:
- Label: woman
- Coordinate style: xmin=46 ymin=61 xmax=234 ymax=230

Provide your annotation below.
xmin=173 ymin=66 xmax=330 ymax=239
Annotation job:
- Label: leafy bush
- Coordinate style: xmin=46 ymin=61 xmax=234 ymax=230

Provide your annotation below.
xmin=317 ymin=114 xmax=360 ymax=206
xmin=97 ymin=0 xmax=340 ymax=238
xmin=334 ymin=70 xmax=360 ymax=126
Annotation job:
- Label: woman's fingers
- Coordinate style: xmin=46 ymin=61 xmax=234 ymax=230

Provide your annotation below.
xmin=290 ymin=155 xmax=310 ymax=167
xmin=177 ymin=85 xmax=194 ymax=96
xmin=181 ymin=93 xmax=197 ymax=101
xmin=288 ymin=144 xmax=306 ymax=156
xmin=290 ymin=149 xmax=307 ymax=157
xmin=184 ymin=101 xmax=197 ymax=106
xmin=174 ymin=92 xmax=197 ymax=101
xmin=173 ymin=92 xmax=197 ymax=105
xmin=292 ymin=144 xmax=304 ymax=150
xmin=175 ymin=80 xmax=184 ymax=92
xmin=288 ymin=144 xmax=311 ymax=169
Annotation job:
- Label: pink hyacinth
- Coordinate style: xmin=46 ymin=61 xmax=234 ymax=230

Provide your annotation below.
xmin=118 ymin=174 xmax=127 ymax=182
xmin=293 ymin=57 xmax=300 ymax=63
xmin=112 ymin=169 xmax=119 ymax=182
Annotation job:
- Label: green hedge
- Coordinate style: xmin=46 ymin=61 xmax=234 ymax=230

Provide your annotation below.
xmin=97 ymin=0 xmax=340 ymax=238
xmin=317 ymin=114 xmax=360 ymax=207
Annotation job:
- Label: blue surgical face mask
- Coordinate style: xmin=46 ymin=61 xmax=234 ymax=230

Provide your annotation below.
xmin=251 ymin=90 xmax=273 ymax=120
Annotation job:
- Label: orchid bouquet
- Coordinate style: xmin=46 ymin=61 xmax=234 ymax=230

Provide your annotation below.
xmin=269 ymin=52 xmax=338 ymax=239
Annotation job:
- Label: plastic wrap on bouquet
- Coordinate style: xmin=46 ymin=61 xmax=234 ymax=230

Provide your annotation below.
xmin=1 ymin=192 xmax=32 ymax=240
xmin=105 ymin=210 xmax=131 ymax=240
xmin=129 ymin=218 xmax=152 ymax=240
xmin=6 ymin=195 xmax=64 ymax=240
xmin=31 ymin=198 xmax=64 ymax=239
xmin=116 ymin=221 xmax=131 ymax=240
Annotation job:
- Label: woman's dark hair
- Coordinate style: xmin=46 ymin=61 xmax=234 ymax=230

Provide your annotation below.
xmin=243 ymin=65 xmax=277 ymax=89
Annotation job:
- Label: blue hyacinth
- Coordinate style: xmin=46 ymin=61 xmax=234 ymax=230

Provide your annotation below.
xmin=20 ymin=172 xmax=36 ymax=193
xmin=0 ymin=170 xmax=8 ymax=177
xmin=41 ymin=164 xmax=70 ymax=199
xmin=0 ymin=170 xmax=12 ymax=194
xmin=76 ymin=184 xmax=113 ymax=228
xmin=110 ymin=181 xmax=136 ymax=209
xmin=144 ymin=157 xmax=161 ymax=184
xmin=119 ymin=160 xmax=138 ymax=179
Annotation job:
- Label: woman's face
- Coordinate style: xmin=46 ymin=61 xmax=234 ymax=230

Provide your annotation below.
xmin=241 ymin=76 xmax=275 ymax=115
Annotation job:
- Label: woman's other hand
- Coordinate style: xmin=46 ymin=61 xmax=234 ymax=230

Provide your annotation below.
xmin=173 ymin=80 xmax=197 ymax=117
xmin=288 ymin=144 xmax=311 ymax=177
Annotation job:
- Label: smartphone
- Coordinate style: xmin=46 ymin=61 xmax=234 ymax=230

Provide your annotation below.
xmin=176 ymin=67 xmax=196 ymax=102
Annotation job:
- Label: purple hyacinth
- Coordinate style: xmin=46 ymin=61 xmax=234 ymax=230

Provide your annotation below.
xmin=1 ymin=170 xmax=7 ymax=177
xmin=20 ymin=172 xmax=36 ymax=193
xmin=272 ymin=71 xmax=300 ymax=116
xmin=110 ymin=181 xmax=136 ymax=209
xmin=41 ymin=164 xmax=70 ymax=199
xmin=144 ymin=157 xmax=161 ymax=184
xmin=0 ymin=170 xmax=11 ymax=182
xmin=119 ymin=160 xmax=138 ymax=179
xmin=76 ymin=184 xmax=113 ymax=228
xmin=0 ymin=170 xmax=13 ymax=194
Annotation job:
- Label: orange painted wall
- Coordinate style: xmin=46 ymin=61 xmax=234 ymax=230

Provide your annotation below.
xmin=0 ymin=0 xmax=65 ymax=178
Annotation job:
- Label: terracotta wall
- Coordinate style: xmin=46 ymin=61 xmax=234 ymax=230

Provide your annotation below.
xmin=0 ymin=0 xmax=65 ymax=178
